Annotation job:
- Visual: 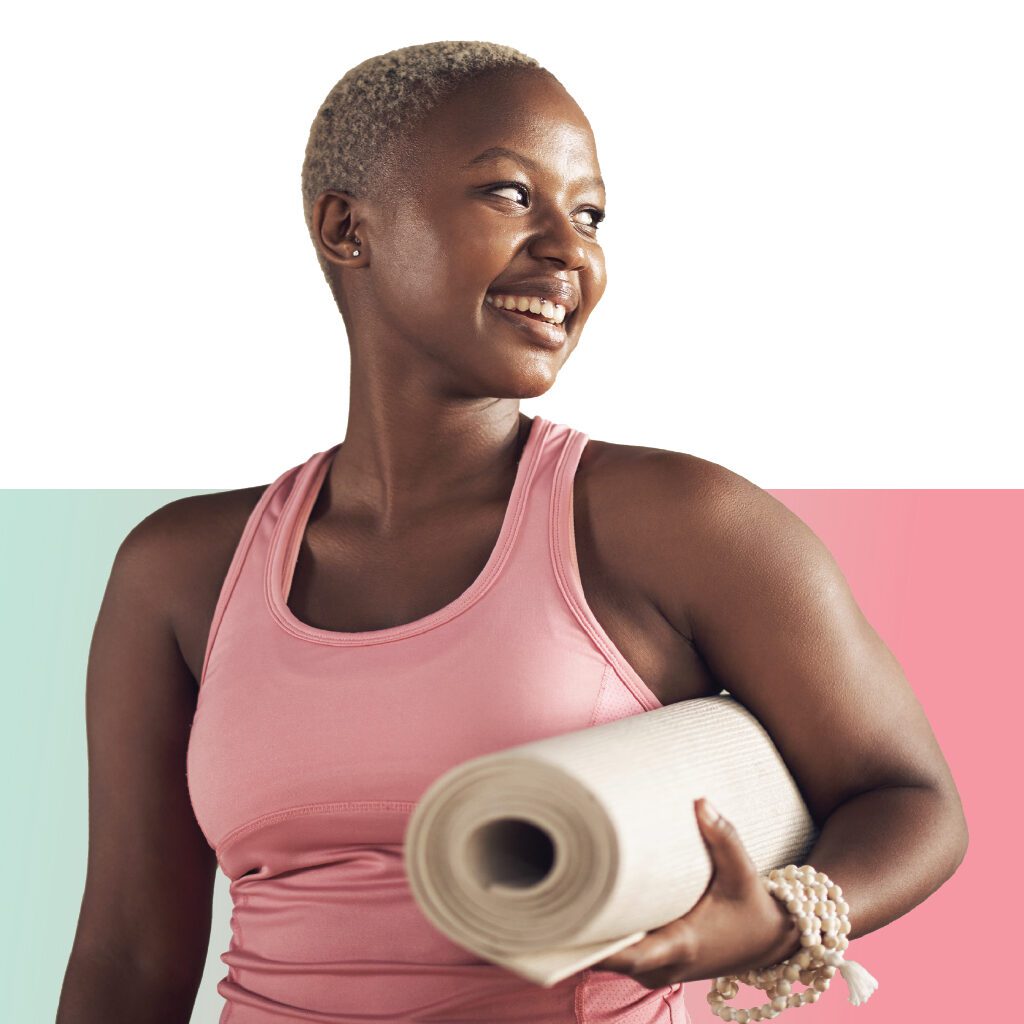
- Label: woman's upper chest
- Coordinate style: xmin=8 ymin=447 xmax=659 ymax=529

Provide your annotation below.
xmin=175 ymin=440 xmax=722 ymax=707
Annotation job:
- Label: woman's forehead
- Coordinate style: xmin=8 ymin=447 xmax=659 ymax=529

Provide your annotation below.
xmin=417 ymin=72 xmax=594 ymax=160
xmin=378 ymin=72 xmax=601 ymax=203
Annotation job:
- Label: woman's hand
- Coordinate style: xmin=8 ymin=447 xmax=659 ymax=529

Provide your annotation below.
xmin=591 ymin=798 xmax=802 ymax=990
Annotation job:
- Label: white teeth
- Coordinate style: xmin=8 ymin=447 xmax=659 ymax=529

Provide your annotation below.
xmin=485 ymin=293 xmax=569 ymax=325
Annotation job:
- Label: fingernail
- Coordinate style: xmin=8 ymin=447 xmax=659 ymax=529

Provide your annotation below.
xmin=700 ymin=798 xmax=720 ymax=824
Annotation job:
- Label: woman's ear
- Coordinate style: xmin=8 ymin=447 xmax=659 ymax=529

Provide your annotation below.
xmin=312 ymin=190 xmax=367 ymax=267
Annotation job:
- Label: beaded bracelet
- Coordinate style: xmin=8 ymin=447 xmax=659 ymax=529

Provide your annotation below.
xmin=706 ymin=864 xmax=878 ymax=1021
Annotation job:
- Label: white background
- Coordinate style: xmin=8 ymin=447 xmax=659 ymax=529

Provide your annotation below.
xmin=3 ymin=2 xmax=1020 ymax=488
xmin=7 ymin=5 xmax=1019 ymax=1022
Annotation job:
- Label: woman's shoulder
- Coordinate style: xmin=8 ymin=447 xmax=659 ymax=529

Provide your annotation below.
xmin=122 ymin=483 xmax=272 ymax=583
xmin=576 ymin=434 xmax=812 ymax=638
xmin=119 ymin=483 xmax=272 ymax=683
xmin=578 ymin=433 xmax=769 ymax=528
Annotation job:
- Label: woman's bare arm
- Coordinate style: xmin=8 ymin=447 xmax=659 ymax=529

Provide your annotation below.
xmin=57 ymin=502 xmax=217 ymax=1023
xmin=642 ymin=454 xmax=968 ymax=958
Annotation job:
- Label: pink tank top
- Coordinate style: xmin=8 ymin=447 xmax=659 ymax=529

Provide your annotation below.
xmin=186 ymin=414 xmax=690 ymax=1023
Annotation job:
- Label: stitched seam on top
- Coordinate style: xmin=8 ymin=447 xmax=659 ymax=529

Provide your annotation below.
xmin=199 ymin=473 xmax=287 ymax=689
xmin=234 ymin=891 xmax=247 ymax=965
xmin=262 ymin=418 xmax=552 ymax=646
xmin=588 ymin=663 xmax=613 ymax=728
xmin=216 ymin=799 xmax=417 ymax=856
xmin=280 ymin=445 xmax=337 ymax=601
xmin=574 ymin=970 xmax=590 ymax=1023
xmin=549 ymin=431 xmax=660 ymax=711
xmin=264 ymin=452 xmax=321 ymax=628
xmin=221 ymin=891 xmax=245 ymax=1023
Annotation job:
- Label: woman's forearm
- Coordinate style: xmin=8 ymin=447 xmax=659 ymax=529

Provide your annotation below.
xmin=56 ymin=950 xmax=199 ymax=1024
xmin=762 ymin=783 xmax=969 ymax=964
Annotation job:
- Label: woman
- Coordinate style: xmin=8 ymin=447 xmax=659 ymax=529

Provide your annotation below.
xmin=58 ymin=41 xmax=968 ymax=1024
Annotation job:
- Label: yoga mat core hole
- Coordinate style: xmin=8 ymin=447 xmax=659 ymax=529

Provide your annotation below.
xmin=466 ymin=818 xmax=556 ymax=891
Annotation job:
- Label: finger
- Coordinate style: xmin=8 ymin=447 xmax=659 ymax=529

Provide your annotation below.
xmin=695 ymin=797 xmax=756 ymax=899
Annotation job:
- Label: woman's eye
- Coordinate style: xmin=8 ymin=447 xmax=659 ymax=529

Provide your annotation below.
xmin=489 ymin=182 xmax=529 ymax=204
xmin=487 ymin=183 xmax=605 ymax=233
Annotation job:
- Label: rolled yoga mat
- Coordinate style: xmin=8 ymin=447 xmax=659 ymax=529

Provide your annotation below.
xmin=404 ymin=695 xmax=819 ymax=987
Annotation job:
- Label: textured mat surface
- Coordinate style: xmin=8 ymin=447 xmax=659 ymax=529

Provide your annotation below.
xmin=404 ymin=695 xmax=817 ymax=986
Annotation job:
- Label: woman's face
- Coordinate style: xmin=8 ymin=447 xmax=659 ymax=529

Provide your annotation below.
xmin=355 ymin=69 xmax=608 ymax=398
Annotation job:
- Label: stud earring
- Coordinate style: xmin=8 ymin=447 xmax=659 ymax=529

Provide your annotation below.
xmin=352 ymin=248 xmax=360 ymax=257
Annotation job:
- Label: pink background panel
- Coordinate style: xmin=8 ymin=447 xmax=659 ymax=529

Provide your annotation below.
xmin=682 ymin=489 xmax=1022 ymax=1023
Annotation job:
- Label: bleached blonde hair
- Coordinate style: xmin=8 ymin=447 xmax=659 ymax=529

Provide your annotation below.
xmin=301 ymin=40 xmax=547 ymax=290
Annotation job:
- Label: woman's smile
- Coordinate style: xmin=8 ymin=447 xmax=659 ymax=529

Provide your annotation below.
xmin=483 ymin=294 xmax=569 ymax=349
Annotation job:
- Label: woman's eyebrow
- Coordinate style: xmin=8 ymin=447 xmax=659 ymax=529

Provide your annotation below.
xmin=460 ymin=146 xmax=605 ymax=190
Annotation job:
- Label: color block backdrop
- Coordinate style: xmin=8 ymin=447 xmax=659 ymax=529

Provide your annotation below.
xmin=5 ymin=2 xmax=1020 ymax=1022
xmin=3 ymin=487 xmax=1016 ymax=1022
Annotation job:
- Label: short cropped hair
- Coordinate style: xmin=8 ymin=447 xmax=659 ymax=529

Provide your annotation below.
xmin=301 ymin=40 xmax=546 ymax=290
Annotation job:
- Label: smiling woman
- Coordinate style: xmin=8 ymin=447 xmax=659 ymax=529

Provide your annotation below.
xmin=58 ymin=37 xmax=967 ymax=1024
xmin=300 ymin=41 xmax=607 ymax=394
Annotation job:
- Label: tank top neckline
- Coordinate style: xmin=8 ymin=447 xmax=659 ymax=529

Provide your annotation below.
xmin=263 ymin=414 xmax=556 ymax=646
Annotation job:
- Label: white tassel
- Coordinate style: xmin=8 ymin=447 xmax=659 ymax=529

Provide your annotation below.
xmin=708 ymin=866 xmax=881 ymax=1020
xmin=837 ymin=957 xmax=880 ymax=1006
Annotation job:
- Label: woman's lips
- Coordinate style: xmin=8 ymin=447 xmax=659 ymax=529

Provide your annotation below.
xmin=485 ymin=300 xmax=568 ymax=349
